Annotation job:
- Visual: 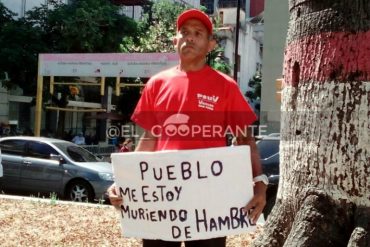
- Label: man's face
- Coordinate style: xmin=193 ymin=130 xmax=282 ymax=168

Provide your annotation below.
xmin=174 ymin=19 xmax=215 ymax=62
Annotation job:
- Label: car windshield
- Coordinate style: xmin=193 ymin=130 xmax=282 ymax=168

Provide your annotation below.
xmin=53 ymin=142 xmax=100 ymax=162
xmin=257 ymin=139 xmax=280 ymax=159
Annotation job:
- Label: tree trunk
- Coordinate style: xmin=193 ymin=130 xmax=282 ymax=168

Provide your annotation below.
xmin=253 ymin=0 xmax=369 ymax=246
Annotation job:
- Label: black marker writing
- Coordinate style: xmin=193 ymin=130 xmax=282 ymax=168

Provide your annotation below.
xmin=120 ymin=205 xmax=188 ymax=222
xmin=195 ymin=207 xmax=253 ymax=232
xmin=141 ymin=185 xmax=182 ymax=202
xmin=139 ymin=160 xmax=224 ymax=181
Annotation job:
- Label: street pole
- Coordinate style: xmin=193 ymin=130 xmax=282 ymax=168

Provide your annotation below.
xmin=233 ymin=0 xmax=241 ymax=83
xmin=35 ymin=58 xmax=43 ymax=137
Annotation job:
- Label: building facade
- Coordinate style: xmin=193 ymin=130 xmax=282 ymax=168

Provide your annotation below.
xmin=208 ymin=1 xmax=265 ymax=115
xmin=201 ymin=0 xmax=264 ymax=17
xmin=260 ymin=0 xmax=289 ymax=133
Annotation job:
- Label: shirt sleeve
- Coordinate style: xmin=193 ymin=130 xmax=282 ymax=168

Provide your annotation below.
xmin=130 ymin=78 xmax=158 ymax=131
xmin=225 ymin=82 xmax=258 ymax=136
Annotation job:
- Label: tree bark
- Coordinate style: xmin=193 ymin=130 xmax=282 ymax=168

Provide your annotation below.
xmin=252 ymin=0 xmax=369 ymax=246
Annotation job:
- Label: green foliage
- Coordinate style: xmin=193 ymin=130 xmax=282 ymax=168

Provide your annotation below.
xmin=0 ymin=2 xmax=15 ymax=25
xmin=121 ymin=0 xmax=187 ymax=53
xmin=207 ymin=13 xmax=232 ymax=75
xmin=0 ymin=18 xmax=46 ymax=94
xmin=208 ymin=47 xmax=232 ymax=75
xmin=0 ymin=0 xmax=138 ymax=94
xmin=245 ymin=74 xmax=261 ymax=100
xmin=26 ymin=0 xmax=138 ymax=53
xmin=49 ymin=192 xmax=58 ymax=205
xmin=120 ymin=3 xmax=231 ymax=75
xmin=212 ymin=60 xmax=232 ymax=75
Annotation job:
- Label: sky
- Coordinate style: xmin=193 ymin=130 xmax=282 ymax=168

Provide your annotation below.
xmin=1 ymin=0 xmax=67 ymax=18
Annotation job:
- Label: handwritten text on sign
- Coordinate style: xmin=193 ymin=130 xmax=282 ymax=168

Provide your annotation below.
xmin=111 ymin=146 xmax=256 ymax=241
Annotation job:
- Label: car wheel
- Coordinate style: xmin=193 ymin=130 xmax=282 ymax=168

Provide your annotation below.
xmin=65 ymin=180 xmax=94 ymax=203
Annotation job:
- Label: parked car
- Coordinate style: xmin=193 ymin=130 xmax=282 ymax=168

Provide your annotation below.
xmin=0 ymin=147 xmax=3 ymax=177
xmin=256 ymin=134 xmax=280 ymax=219
xmin=0 ymin=136 xmax=113 ymax=202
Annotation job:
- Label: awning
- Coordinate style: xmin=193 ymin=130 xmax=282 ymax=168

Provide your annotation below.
xmin=85 ymin=112 xmax=126 ymax=121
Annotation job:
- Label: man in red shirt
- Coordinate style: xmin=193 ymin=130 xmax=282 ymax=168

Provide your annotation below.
xmin=108 ymin=8 xmax=267 ymax=247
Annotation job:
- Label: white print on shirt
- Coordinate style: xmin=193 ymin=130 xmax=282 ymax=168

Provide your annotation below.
xmin=197 ymin=93 xmax=219 ymax=111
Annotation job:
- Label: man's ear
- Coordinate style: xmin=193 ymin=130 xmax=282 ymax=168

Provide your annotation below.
xmin=207 ymin=39 xmax=217 ymax=53
xmin=173 ymin=37 xmax=178 ymax=46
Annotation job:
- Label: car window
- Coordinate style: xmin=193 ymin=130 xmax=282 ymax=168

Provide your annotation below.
xmin=27 ymin=141 xmax=59 ymax=159
xmin=257 ymin=139 xmax=280 ymax=159
xmin=53 ymin=142 xmax=100 ymax=162
xmin=0 ymin=140 xmax=27 ymax=156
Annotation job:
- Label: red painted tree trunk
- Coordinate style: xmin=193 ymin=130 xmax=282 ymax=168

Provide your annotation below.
xmin=252 ymin=0 xmax=369 ymax=246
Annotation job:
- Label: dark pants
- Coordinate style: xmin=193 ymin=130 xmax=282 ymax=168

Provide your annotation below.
xmin=143 ymin=237 xmax=226 ymax=247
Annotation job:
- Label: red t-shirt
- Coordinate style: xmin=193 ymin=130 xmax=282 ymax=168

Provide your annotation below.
xmin=131 ymin=66 xmax=257 ymax=151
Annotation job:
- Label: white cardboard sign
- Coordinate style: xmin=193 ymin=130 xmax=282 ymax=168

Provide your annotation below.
xmin=111 ymin=146 xmax=256 ymax=241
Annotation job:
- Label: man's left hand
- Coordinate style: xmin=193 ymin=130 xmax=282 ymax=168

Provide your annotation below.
xmin=244 ymin=182 xmax=267 ymax=224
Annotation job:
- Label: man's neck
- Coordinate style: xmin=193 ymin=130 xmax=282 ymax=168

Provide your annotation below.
xmin=178 ymin=60 xmax=207 ymax=72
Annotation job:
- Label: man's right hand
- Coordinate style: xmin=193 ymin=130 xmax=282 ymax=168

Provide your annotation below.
xmin=107 ymin=183 xmax=123 ymax=207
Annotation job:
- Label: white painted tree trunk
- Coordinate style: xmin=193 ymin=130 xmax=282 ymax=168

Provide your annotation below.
xmin=279 ymin=81 xmax=369 ymax=206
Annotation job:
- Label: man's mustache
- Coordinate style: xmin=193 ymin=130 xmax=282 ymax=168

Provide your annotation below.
xmin=182 ymin=43 xmax=195 ymax=49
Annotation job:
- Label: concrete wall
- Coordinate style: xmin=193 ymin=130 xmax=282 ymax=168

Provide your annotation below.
xmin=260 ymin=0 xmax=289 ymax=133
xmin=0 ymin=86 xmax=36 ymax=134
xmin=239 ymin=23 xmax=263 ymax=94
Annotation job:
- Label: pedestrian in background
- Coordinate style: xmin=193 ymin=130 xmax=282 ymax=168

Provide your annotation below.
xmin=119 ymin=138 xmax=133 ymax=152
xmin=72 ymin=132 xmax=85 ymax=145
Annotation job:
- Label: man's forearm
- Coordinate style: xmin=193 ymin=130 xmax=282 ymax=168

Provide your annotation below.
xmin=235 ymin=129 xmax=263 ymax=177
xmin=248 ymin=139 xmax=263 ymax=177
xmin=238 ymin=129 xmax=266 ymax=223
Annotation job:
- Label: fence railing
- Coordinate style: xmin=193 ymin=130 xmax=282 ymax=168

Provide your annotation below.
xmin=81 ymin=144 xmax=117 ymax=159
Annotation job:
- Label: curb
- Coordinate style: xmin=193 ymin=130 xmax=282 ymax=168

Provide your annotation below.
xmin=0 ymin=194 xmax=113 ymax=208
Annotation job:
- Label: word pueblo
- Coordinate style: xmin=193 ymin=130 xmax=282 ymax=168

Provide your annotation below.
xmin=139 ymin=160 xmax=224 ymax=181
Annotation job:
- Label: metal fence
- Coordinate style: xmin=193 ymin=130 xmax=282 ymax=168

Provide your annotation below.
xmin=81 ymin=144 xmax=117 ymax=161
